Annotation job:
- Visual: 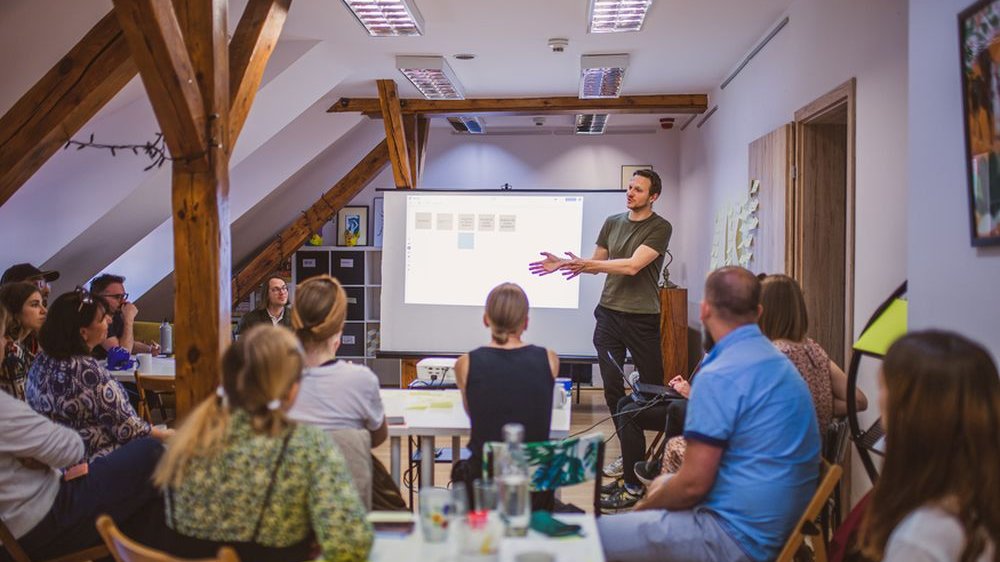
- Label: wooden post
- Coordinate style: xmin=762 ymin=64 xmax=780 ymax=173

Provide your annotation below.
xmin=659 ymin=287 xmax=688 ymax=383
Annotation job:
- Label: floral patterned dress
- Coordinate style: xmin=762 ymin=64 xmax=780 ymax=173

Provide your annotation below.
xmin=1 ymin=336 xmax=38 ymax=401
xmin=166 ymin=411 xmax=373 ymax=562
xmin=26 ymin=352 xmax=150 ymax=460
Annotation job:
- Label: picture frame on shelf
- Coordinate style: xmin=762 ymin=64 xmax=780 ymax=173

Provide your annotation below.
xmin=337 ymin=205 xmax=369 ymax=246
xmin=621 ymin=165 xmax=653 ymax=190
xmin=959 ymin=0 xmax=1000 ymax=245
xmin=373 ymin=196 xmax=385 ymax=247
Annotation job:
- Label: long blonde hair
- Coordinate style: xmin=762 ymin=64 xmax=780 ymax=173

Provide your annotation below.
xmin=291 ymin=275 xmax=347 ymax=352
xmin=154 ymin=326 xmax=305 ymax=488
xmin=485 ymin=283 xmax=529 ymax=345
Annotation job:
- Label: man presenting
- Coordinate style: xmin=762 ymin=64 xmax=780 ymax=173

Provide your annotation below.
xmin=530 ymin=169 xmax=672 ymax=481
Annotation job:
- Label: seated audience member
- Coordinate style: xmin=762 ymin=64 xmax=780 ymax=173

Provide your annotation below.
xmin=0 ymin=391 xmax=163 ymax=561
xmin=1 ymin=262 xmax=59 ymax=305
xmin=453 ymin=282 xmax=560 ymax=510
xmin=26 ymin=290 xmax=171 ymax=460
xmin=859 ymin=331 xmax=999 ymax=562
xmin=153 ymin=326 xmax=372 ymax=562
xmin=759 ymin=274 xmax=868 ymax=432
xmin=89 ymin=274 xmax=158 ymax=359
xmin=598 ymin=266 xmax=821 ymax=562
xmin=0 ymin=282 xmax=46 ymax=400
xmin=287 ymin=274 xmax=404 ymax=510
xmin=237 ymin=276 xmax=292 ymax=335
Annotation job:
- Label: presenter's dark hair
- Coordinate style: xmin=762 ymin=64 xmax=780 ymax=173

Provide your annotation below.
xmin=485 ymin=283 xmax=529 ymax=345
xmin=859 ymin=331 xmax=1000 ymax=561
xmin=291 ymin=274 xmax=347 ymax=351
xmin=90 ymin=274 xmax=126 ymax=295
xmin=38 ymin=291 xmax=108 ymax=359
xmin=704 ymin=266 xmax=760 ymax=324
xmin=758 ymin=274 xmax=808 ymax=342
xmin=0 ymin=282 xmax=41 ymax=340
xmin=632 ymin=169 xmax=662 ymax=197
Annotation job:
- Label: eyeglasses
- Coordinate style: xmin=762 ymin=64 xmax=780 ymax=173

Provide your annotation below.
xmin=101 ymin=292 xmax=129 ymax=302
xmin=269 ymin=286 xmax=289 ymax=293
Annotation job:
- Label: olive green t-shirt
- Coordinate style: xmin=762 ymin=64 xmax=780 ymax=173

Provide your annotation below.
xmin=596 ymin=212 xmax=672 ymax=314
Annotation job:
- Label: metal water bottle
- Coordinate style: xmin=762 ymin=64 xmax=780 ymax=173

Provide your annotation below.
xmin=159 ymin=319 xmax=173 ymax=355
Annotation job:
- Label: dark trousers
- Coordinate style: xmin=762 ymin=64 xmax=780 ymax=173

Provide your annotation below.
xmin=16 ymin=438 xmax=164 ymax=560
xmin=593 ymin=305 xmax=664 ymax=414
xmin=613 ymin=397 xmax=688 ymax=486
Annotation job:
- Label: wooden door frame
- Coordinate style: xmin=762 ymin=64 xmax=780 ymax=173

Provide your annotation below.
xmin=789 ymin=78 xmax=856 ymax=368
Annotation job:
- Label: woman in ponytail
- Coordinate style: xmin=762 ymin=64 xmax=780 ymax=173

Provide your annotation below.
xmin=153 ymin=326 xmax=372 ymax=562
xmin=286 ymin=274 xmax=406 ymax=510
xmin=453 ymin=282 xmax=559 ymax=510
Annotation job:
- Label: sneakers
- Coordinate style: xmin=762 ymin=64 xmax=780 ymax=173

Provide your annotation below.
xmin=603 ymin=456 xmax=624 ymax=478
xmin=634 ymin=459 xmax=662 ymax=486
xmin=600 ymin=478 xmax=622 ymax=496
xmin=599 ymin=482 xmax=644 ymax=510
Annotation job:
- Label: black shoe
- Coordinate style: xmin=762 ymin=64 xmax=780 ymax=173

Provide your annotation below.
xmin=634 ymin=459 xmax=661 ymax=486
xmin=600 ymin=478 xmax=623 ymax=496
xmin=599 ymin=484 xmax=643 ymax=510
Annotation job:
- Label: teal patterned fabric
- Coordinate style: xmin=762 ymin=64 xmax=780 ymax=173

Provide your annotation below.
xmin=483 ymin=433 xmax=603 ymax=492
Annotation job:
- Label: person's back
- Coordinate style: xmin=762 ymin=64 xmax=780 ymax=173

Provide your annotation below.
xmin=289 ymin=359 xmax=383 ymax=433
xmin=686 ymin=323 xmax=821 ymax=560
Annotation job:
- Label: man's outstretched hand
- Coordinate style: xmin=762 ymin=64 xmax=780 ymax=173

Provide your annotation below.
xmin=560 ymin=252 xmax=587 ymax=279
xmin=529 ymin=252 xmax=568 ymax=276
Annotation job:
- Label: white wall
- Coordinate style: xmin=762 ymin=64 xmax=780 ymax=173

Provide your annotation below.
xmin=675 ymin=0 xmax=908 ymax=502
xmin=908 ymin=0 xmax=1000 ymax=359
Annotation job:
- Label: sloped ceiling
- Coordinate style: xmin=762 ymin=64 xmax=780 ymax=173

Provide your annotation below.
xmin=0 ymin=0 xmax=792 ymax=308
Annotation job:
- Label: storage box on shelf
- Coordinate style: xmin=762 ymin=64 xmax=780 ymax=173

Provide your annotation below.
xmin=292 ymin=246 xmax=399 ymax=385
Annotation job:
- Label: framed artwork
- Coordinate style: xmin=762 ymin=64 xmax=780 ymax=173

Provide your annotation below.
xmin=337 ymin=205 xmax=369 ymax=246
xmin=373 ymin=196 xmax=385 ymax=247
xmin=621 ymin=165 xmax=653 ymax=190
xmin=959 ymin=0 xmax=1000 ymax=245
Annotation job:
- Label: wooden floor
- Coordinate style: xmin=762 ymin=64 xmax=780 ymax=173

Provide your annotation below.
xmin=372 ymin=388 xmax=661 ymax=513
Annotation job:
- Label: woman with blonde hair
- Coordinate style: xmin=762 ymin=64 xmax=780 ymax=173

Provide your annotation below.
xmin=859 ymin=331 xmax=999 ymax=562
xmin=454 ymin=282 xmax=559 ymax=509
xmin=153 ymin=325 xmax=372 ymax=561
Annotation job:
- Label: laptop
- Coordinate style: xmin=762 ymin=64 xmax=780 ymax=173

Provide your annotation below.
xmin=606 ymin=351 xmax=686 ymax=401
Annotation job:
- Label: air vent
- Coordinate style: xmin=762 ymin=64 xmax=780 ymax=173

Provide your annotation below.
xmin=580 ymin=54 xmax=628 ymax=99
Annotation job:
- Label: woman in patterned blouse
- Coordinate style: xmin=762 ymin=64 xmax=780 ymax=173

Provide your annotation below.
xmin=0 ymin=281 xmax=46 ymax=400
xmin=26 ymin=290 xmax=171 ymax=460
xmin=152 ymin=325 xmax=373 ymax=562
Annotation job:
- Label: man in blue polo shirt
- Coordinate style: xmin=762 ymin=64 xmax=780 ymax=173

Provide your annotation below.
xmin=597 ymin=266 xmax=820 ymax=562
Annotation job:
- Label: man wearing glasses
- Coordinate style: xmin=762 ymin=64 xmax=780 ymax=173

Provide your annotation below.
xmin=89 ymin=274 xmax=159 ymax=359
xmin=1 ymin=263 xmax=60 ymax=306
xmin=237 ymin=276 xmax=292 ymax=335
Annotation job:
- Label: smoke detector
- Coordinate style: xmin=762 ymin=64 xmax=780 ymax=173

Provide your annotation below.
xmin=548 ymin=38 xmax=569 ymax=53
xmin=533 ymin=116 xmax=546 ymax=127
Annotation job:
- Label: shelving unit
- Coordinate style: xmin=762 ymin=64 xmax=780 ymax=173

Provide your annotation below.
xmin=292 ymin=246 xmax=400 ymax=386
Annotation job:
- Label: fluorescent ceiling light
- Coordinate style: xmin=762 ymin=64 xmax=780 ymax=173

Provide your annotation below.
xmin=575 ymin=114 xmax=608 ymax=134
xmin=397 ymin=55 xmax=465 ymax=100
xmin=588 ymin=0 xmax=653 ymax=34
xmin=580 ymin=54 xmax=628 ymax=98
xmin=342 ymin=0 xmax=424 ymax=36
xmin=447 ymin=116 xmax=485 ymax=134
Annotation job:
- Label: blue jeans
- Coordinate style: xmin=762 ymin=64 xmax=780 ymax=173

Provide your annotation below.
xmin=597 ymin=505 xmax=753 ymax=562
xmin=16 ymin=438 xmax=164 ymax=560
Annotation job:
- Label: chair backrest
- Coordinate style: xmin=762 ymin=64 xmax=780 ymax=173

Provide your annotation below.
xmin=1 ymin=516 xmax=109 ymax=562
xmin=775 ymin=460 xmax=843 ymax=562
xmin=134 ymin=372 xmax=176 ymax=425
xmin=96 ymin=515 xmax=239 ymax=562
xmin=327 ymin=428 xmax=373 ymax=511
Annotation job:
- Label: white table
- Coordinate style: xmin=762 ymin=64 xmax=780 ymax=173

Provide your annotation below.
xmin=369 ymin=513 xmax=605 ymax=562
xmin=107 ymin=357 xmax=176 ymax=383
xmin=380 ymin=389 xmax=571 ymax=487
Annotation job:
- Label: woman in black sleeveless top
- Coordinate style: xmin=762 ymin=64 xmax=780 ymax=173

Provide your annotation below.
xmin=454 ymin=283 xmax=559 ymax=510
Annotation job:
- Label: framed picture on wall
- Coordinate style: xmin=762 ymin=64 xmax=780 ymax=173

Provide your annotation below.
xmin=959 ymin=0 xmax=1000 ymax=245
xmin=373 ymin=197 xmax=385 ymax=247
xmin=337 ymin=205 xmax=369 ymax=246
xmin=621 ymin=165 xmax=653 ymax=190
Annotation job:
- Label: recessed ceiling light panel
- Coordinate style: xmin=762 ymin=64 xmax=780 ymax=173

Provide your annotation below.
xmin=396 ymin=55 xmax=465 ymax=100
xmin=342 ymin=0 xmax=424 ymax=36
xmin=588 ymin=0 xmax=653 ymax=34
xmin=576 ymin=114 xmax=609 ymax=134
xmin=579 ymin=54 xmax=628 ymax=99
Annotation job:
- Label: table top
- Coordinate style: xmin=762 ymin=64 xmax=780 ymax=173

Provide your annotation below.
xmin=106 ymin=357 xmax=176 ymax=382
xmin=368 ymin=513 xmax=605 ymax=562
xmin=379 ymin=389 xmax=571 ymax=438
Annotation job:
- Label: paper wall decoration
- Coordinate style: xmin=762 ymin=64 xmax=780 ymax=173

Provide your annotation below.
xmin=709 ymin=179 xmax=762 ymax=270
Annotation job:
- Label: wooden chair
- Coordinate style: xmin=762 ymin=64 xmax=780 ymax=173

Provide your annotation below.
xmin=775 ymin=460 xmax=843 ymax=562
xmin=133 ymin=372 xmax=175 ymax=426
xmin=95 ymin=515 xmax=239 ymax=562
xmin=0 ymin=516 xmax=108 ymax=562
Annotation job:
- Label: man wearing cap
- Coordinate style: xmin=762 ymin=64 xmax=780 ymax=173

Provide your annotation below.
xmin=1 ymin=263 xmax=59 ymax=306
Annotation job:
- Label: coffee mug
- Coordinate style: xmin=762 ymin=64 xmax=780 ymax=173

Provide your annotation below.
xmin=137 ymin=353 xmax=153 ymax=373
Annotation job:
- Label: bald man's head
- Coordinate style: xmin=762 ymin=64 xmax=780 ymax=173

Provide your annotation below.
xmin=704 ymin=266 xmax=761 ymax=326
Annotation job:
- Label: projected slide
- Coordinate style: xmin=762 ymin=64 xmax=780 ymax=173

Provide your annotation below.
xmin=404 ymin=194 xmax=583 ymax=308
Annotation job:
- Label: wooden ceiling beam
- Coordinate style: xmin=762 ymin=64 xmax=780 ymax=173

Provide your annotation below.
xmin=329 ymin=94 xmax=709 ymax=117
xmin=113 ymin=0 xmax=207 ymax=159
xmin=0 ymin=11 xmax=137 ymax=208
xmin=232 ymin=140 xmax=390 ymax=305
xmin=229 ymin=0 xmax=292 ymax=146
xmin=377 ymin=79 xmax=412 ymax=189
xmin=403 ymin=115 xmax=429 ymax=187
